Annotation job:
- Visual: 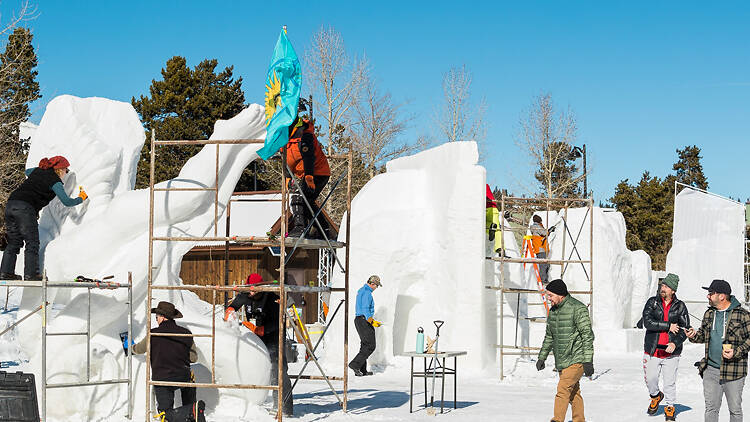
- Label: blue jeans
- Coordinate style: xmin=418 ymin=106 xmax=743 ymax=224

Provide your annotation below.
xmin=0 ymin=200 xmax=39 ymax=277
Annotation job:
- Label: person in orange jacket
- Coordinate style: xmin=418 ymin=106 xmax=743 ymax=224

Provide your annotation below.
xmin=530 ymin=215 xmax=554 ymax=284
xmin=281 ymin=103 xmax=332 ymax=239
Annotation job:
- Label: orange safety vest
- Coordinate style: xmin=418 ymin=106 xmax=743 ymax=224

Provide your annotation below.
xmin=282 ymin=119 xmax=330 ymax=178
xmin=530 ymin=233 xmax=548 ymax=254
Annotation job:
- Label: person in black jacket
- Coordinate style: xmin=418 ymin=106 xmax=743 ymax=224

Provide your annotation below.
xmin=0 ymin=156 xmax=87 ymax=281
xmin=641 ymin=273 xmax=689 ymax=421
xmin=224 ymin=273 xmax=293 ymax=416
xmin=134 ymin=301 xmax=204 ymax=421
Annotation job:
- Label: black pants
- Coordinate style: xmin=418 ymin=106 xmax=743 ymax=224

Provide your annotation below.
xmin=266 ymin=339 xmax=293 ymax=415
xmin=350 ymin=315 xmax=376 ymax=371
xmin=291 ymin=175 xmax=330 ymax=232
xmin=154 ymin=375 xmax=196 ymax=413
xmin=0 ymin=200 xmax=39 ymax=278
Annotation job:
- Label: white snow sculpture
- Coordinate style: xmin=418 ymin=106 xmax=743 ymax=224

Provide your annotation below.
xmin=666 ymin=187 xmax=745 ymax=302
xmin=325 ymin=142 xmax=495 ymax=371
xmin=11 ymin=96 xmax=274 ymax=420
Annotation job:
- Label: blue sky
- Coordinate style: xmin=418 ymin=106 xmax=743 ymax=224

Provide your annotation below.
xmin=6 ymin=1 xmax=750 ymax=202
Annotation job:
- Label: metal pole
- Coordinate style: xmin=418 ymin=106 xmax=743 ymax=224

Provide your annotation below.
xmin=343 ymin=147 xmax=352 ymax=411
xmin=499 ymin=196 xmax=505 ymax=380
xmin=128 ymin=272 xmax=133 ymax=419
xmin=146 ymin=129 xmax=156 ymax=421
xmin=224 ymin=200 xmax=231 ymax=307
xmin=212 ymin=289 xmax=216 ymax=383
xmin=87 ymin=287 xmax=91 ymax=381
xmin=214 ymin=143 xmax=219 ymax=237
xmin=42 ymin=272 xmax=47 ymax=422
xmin=583 ymin=144 xmax=587 ymax=198
xmin=561 ymin=204 xmax=568 ymax=277
xmin=589 ymin=198 xmax=594 ymax=320
xmin=278 ymin=146 xmax=288 ymax=422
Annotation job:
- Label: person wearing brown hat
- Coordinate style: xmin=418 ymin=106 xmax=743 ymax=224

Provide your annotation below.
xmin=536 ymin=279 xmax=594 ymax=422
xmin=349 ymin=275 xmax=382 ymax=377
xmin=1 ymin=156 xmax=88 ymax=281
xmin=133 ymin=301 xmax=203 ymax=421
xmin=686 ymin=279 xmax=750 ymax=422
xmin=641 ymin=273 xmax=689 ymax=421
xmin=224 ymin=273 xmax=293 ymax=415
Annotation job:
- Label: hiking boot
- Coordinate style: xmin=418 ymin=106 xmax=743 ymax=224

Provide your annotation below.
xmin=24 ymin=273 xmax=42 ymax=281
xmin=0 ymin=273 xmax=22 ymax=280
xmin=348 ymin=361 xmax=364 ymax=376
xmin=648 ymin=391 xmax=664 ymax=415
xmin=664 ymin=405 xmax=675 ymax=421
xmin=192 ymin=400 xmax=206 ymax=422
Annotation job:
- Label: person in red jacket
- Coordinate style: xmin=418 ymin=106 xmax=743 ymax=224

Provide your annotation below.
xmin=281 ymin=104 xmax=332 ymax=239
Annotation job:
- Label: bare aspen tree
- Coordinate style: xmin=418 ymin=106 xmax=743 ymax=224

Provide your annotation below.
xmin=517 ymin=93 xmax=583 ymax=198
xmin=435 ymin=65 xmax=488 ymax=158
xmin=304 ymin=25 xmax=366 ymax=155
xmin=350 ymin=75 xmax=420 ymax=179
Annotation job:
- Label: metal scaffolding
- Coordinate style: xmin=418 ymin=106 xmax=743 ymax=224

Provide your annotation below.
xmin=488 ymin=196 xmax=594 ymax=380
xmin=0 ymin=273 xmax=134 ymax=421
xmin=146 ymin=131 xmax=352 ymax=421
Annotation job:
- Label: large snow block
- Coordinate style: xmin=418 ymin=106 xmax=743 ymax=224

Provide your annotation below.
xmin=666 ymin=187 xmax=745 ymax=302
xmin=326 ymin=142 xmax=495 ymax=371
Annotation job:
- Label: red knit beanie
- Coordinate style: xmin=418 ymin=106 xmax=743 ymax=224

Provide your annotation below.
xmin=246 ymin=273 xmax=264 ymax=285
xmin=38 ymin=156 xmax=70 ymax=170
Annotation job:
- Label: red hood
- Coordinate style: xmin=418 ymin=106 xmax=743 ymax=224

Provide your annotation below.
xmin=486 ymin=184 xmax=497 ymax=208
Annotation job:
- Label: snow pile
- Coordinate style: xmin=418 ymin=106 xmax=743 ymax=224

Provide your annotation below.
xmin=4 ymin=96 xmax=276 ymax=420
xmin=666 ymin=187 xmax=746 ymax=302
xmin=325 ymin=142 xmax=495 ymax=371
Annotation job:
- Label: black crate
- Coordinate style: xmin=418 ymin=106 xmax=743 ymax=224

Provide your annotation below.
xmin=0 ymin=371 xmax=40 ymax=421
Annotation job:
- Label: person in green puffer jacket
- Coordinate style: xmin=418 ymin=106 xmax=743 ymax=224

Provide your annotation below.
xmin=536 ymin=279 xmax=595 ymax=422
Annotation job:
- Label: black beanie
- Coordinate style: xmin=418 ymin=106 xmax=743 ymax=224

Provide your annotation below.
xmin=546 ymin=279 xmax=568 ymax=296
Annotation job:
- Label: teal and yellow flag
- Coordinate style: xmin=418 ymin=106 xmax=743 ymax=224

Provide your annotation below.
xmin=258 ymin=28 xmax=301 ymax=160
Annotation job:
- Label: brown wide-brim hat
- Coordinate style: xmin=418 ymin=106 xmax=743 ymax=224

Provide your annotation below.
xmin=152 ymin=301 xmax=183 ymax=319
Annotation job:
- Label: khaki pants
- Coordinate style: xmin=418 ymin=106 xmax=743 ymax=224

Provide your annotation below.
xmin=553 ymin=363 xmax=585 ymax=422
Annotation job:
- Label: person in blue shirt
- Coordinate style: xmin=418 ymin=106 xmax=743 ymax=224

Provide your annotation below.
xmin=349 ymin=275 xmax=382 ymax=376
xmin=1 ymin=156 xmax=88 ymax=281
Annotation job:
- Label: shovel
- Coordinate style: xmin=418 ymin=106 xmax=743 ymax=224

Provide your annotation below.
xmin=427 ymin=320 xmax=444 ymax=416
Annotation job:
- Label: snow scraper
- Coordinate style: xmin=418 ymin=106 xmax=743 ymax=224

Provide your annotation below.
xmin=427 ymin=320 xmax=444 ymax=416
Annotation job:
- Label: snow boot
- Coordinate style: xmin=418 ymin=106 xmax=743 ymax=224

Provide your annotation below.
xmin=288 ymin=196 xmax=308 ymax=238
xmin=348 ymin=361 xmax=364 ymax=376
xmin=24 ymin=273 xmax=42 ymax=281
xmin=664 ymin=405 xmax=675 ymax=421
xmin=648 ymin=391 xmax=664 ymax=415
xmin=0 ymin=273 xmax=21 ymax=280
xmin=164 ymin=400 xmax=205 ymax=422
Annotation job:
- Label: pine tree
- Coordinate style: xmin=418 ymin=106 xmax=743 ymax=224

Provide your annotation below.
xmin=610 ymin=146 xmax=708 ymax=270
xmin=672 ymin=145 xmax=708 ymax=191
xmin=0 ymin=27 xmax=40 ymax=248
xmin=132 ymin=56 xmax=246 ymax=188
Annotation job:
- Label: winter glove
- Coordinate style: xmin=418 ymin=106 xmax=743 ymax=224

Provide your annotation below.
xmin=223 ymin=307 xmax=235 ymax=321
xmin=488 ymin=223 xmax=496 ymax=241
xmin=372 ymin=320 xmax=382 ymax=328
xmin=583 ymin=362 xmax=594 ymax=377
xmin=242 ymin=320 xmax=265 ymax=336
xmin=78 ymin=186 xmax=88 ymax=201
xmin=367 ymin=317 xmax=374 ymax=324
xmin=304 ymin=175 xmax=315 ymax=190
xmin=536 ymin=360 xmax=545 ymax=371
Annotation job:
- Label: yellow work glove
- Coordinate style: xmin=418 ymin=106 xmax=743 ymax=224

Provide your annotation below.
xmin=372 ymin=320 xmax=382 ymax=328
xmin=242 ymin=320 xmax=265 ymax=336
xmin=223 ymin=307 xmax=235 ymax=321
xmin=304 ymin=175 xmax=315 ymax=190
xmin=78 ymin=186 xmax=88 ymax=201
